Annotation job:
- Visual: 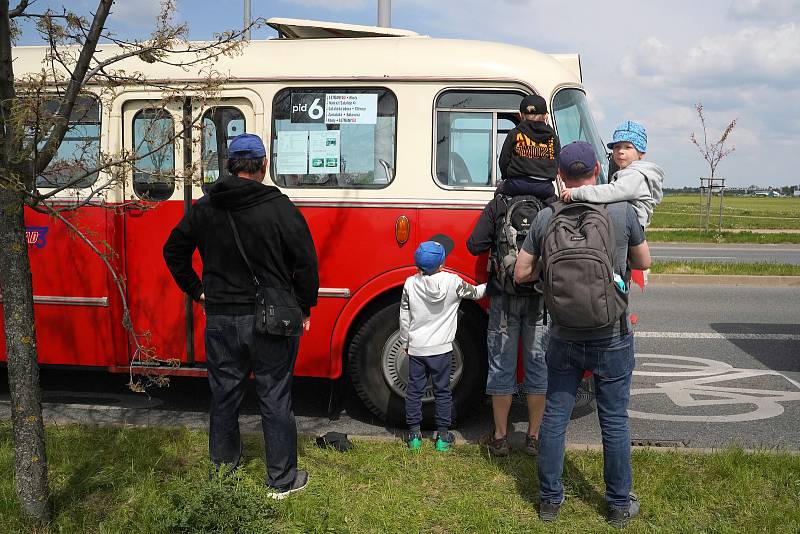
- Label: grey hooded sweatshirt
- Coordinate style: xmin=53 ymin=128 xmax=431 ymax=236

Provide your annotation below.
xmin=568 ymin=160 xmax=665 ymax=227
xmin=399 ymin=271 xmax=486 ymax=356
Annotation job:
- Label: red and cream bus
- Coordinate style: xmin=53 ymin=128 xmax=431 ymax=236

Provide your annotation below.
xmin=2 ymin=18 xmax=608 ymax=422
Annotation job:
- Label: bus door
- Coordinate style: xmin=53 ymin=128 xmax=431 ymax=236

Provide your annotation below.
xmin=122 ymin=100 xmax=188 ymax=364
xmin=189 ymin=97 xmax=258 ymax=363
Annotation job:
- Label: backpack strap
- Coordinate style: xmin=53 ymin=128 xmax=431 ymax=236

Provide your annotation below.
xmin=226 ymin=211 xmax=260 ymax=288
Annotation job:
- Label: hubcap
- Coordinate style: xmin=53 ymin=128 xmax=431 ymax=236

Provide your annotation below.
xmin=381 ymin=330 xmax=464 ymax=401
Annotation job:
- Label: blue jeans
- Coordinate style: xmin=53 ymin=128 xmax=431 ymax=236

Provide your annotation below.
xmin=205 ymin=314 xmax=300 ymax=488
xmin=405 ymin=352 xmax=452 ymax=433
xmin=537 ymin=333 xmax=635 ymax=511
xmin=486 ymin=294 xmax=549 ymax=395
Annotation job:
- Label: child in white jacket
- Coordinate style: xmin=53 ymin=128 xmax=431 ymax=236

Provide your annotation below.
xmin=399 ymin=241 xmax=486 ymax=452
xmin=561 ymin=121 xmax=665 ymax=228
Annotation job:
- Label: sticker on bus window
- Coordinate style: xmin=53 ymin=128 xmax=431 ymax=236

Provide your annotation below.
xmin=291 ymin=93 xmax=326 ymax=124
xmin=276 ymin=131 xmax=309 ymax=174
xmin=324 ymin=94 xmax=377 ymax=125
xmin=309 ymin=131 xmax=340 ymax=174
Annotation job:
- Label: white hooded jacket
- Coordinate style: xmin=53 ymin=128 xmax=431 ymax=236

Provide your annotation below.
xmin=399 ymin=271 xmax=486 ymax=357
xmin=569 ymin=160 xmax=665 ymax=227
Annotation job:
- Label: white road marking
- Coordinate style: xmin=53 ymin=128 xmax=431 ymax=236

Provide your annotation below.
xmin=629 ymin=354 xmax=800 ymax=423
xmin=635 ymin=331 xmax=800 ymax=341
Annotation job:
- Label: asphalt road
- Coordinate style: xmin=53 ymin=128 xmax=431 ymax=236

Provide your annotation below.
xmin=650 ymin=243 xmax=800 ymax=265
xmin=1 ymin=283 xmax=799 ymax=450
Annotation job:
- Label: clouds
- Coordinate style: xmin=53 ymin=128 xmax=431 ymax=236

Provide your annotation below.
xmin=277 ymin=0 xmax=368 ymax=11
xmin=110 ymin=0 xmax=164 ymax=28
xmin=729 ymin=0 xmax=800 ymax=21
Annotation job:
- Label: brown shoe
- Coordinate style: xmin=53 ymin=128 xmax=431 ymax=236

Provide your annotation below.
xmin=479 ymin=431 xmax=510 ymax=456
xmin=524 ymin=434 xmax=540 ymax=456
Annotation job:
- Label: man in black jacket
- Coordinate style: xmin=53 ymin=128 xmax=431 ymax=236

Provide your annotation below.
xmin=163 ymin=133 xmax=319 ymax=498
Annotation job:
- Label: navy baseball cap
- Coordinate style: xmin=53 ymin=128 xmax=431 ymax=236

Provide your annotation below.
xmin=558 ymin=141 xmax=598 ymax=177
xmin=414 ymin=241 xmax=446 ymax=274
xmin=519 ymin=94 xmax=548 ymax=115
xmin=228 ymin=133 xmax=266 ymax=159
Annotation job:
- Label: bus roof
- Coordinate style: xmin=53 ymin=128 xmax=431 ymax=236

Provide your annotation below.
xmin=266 ymin=17 xmax=420 ymax=39
xmin=12 ymin=30 xmax=581 ymax=90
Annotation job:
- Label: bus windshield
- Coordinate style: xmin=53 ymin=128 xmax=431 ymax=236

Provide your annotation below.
xmin=552 ymin=88 xmax=608 ymax=184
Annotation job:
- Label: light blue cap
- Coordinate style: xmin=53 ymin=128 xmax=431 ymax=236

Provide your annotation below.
xmin=607 ymin=121 xmax=647 ymax=153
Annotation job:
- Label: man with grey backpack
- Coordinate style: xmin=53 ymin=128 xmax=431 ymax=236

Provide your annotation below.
xmin=514 ymin=141 xmax=651 ymax=529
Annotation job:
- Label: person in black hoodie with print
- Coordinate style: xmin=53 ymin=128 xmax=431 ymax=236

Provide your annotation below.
xmin=163 ymin=133 xmax=318 ymax=498
xmin=497 ymin=94 xmax=561 ymax=199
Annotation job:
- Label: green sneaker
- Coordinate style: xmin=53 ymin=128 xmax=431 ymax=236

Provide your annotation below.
xmin=407 ymin=431 xmax=422 ymax=451
xmin=434 ymin=431 xmax=455 ymax=452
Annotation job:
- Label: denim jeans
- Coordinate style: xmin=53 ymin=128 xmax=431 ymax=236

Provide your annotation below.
xmin=537 ymin=333 xmax=635 ymax=511
xmin=205 ymin=314 xmax=300 ymax=488
xmin=486 ymin=294 xmax=549 ymax=395
xmin=405 ymin=352 xmax=452 ymax=433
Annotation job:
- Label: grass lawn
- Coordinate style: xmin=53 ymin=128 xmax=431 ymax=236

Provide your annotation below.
xmin=2 ymin=423 xmax=799 ymax=533
xmin=652 ymin=194 xmax=800 ymax=230
xmin=651 ymin=261 xmax=800 ymax=276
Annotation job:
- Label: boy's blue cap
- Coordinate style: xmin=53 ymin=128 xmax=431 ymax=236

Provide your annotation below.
xmin=558 ymin=141 xmax=598 ymax=177
xmin=228 ymin=133 xmax=266 ymax=159
xmin=414 ymin=241 xmax=446 ymax=274
xmin=607 ymin=121 xmax=647 ymax=153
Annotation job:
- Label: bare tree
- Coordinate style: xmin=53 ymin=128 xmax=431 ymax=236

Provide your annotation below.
xmin=690 ymin=103 xmax=737 ymax=231
xmin=0 ymin=0 xmax=259 ymax=522
xmin=690 ymin=102 xmax=737 ymax=178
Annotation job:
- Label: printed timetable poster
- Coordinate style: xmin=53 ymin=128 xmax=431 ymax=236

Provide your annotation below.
xmin=276 ymin=131 xmax=309 ymax=175
xmin=308 ymin=131 xmax=340 ymax=174
xmin=324 ymin=94 xmax=377 ymax=125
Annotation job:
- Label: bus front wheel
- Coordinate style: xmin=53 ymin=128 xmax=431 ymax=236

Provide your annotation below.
xmin=347 ymin=301 xmax=486 ymax=425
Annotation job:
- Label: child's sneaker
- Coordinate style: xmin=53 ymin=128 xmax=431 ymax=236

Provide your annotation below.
xmin=407 ymin=431 xmax=422 ymax=451
xmin=434 ymin=431 xmax=455 ymax=452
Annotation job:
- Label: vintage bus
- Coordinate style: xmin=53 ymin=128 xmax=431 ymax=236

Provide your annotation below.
xmin=2 ymin=18 xmax=608 ymax=422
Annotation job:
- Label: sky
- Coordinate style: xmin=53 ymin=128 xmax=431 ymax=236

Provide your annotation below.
xmin=16 ymin=0 xmax=800 ymax=189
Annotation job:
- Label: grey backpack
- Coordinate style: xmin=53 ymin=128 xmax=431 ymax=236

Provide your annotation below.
xmin=540 ymin=202 xmax=627 ymax=330
xmin=492 ymin=195 xmax=543 ymax=295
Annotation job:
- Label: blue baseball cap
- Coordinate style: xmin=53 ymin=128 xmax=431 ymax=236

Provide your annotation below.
xmin=228 ymin=133 xmax=266 ymax=159
xmin=558 ymin=141 xmax=598 ymax=177
xmin=414 ymin=241 xmax=446 ymax=274
xmin=607 ymin=121 xmax=647 ymax=153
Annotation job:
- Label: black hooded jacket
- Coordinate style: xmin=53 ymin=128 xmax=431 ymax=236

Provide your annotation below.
xmin=498 ymin=120 xmax=561 ymax=181
xmin=163 ymin=176 xmax=319 ymax=316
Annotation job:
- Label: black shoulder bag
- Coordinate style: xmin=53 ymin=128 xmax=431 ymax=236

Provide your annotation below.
xmin=226 ymin=212 xmax=303 ymax=337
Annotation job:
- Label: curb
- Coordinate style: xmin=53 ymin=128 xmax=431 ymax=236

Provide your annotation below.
xmin=647 ymin=274 xmax=800 ymax=286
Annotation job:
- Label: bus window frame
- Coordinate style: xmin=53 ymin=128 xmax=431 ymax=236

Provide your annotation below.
xmin=431 ymin=86 xmax=531 ymax=192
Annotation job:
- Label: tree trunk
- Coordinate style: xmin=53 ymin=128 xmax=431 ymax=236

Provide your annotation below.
xmin=0 ymin=185 xmax=50 ymax=522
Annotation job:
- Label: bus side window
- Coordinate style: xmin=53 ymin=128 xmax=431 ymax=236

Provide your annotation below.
xmin=270 ymin=87 xmax=397 ymax=189
xmin=34 ymin=94 xmax=101 ymax=189
xmin=132 ymin=108 xmax=175 ymax=201
xmin=434 ymin=89 xmax=526 ymax=188
xmin=201 ymin=107 xmax=245 ymax=184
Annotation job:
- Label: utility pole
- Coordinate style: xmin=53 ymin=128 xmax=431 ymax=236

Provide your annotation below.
xmin=378 ymin=0 xmax=391 ymax=27
xmin=244 ymin=0 xmax=251 ymax=40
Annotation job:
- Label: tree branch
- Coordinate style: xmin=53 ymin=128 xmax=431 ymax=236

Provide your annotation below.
xmin=8 ymin=0 xmax=29 ymax=18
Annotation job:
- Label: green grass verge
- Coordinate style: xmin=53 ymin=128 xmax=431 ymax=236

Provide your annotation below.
xmin=646 ymin=230 xmax=800 ymax=244
xmin=651 ymin=261 xmax=800 ymax=276
xmin=652 ymin=194 xmax=800 ymax=230
xmin=2 ymin=423 xmax=800 ymax=533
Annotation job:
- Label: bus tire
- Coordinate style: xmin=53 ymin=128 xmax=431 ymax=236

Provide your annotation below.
xmin=347 ymin=301 xmax=486 ymax=425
